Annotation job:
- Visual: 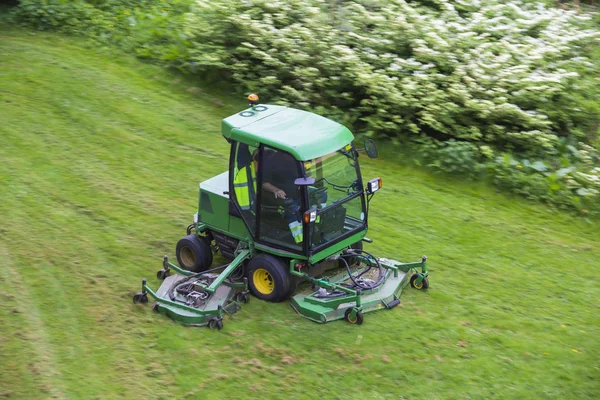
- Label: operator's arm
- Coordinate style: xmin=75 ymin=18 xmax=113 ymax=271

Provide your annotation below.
xmin=263 ymin=182 xmax=287 ymax=199
xmin=262 ymin=154 xmax=288 ymax=199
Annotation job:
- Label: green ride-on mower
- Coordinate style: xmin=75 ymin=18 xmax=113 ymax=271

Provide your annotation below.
xmin=133 ymin=94 xmax=429 ymax=329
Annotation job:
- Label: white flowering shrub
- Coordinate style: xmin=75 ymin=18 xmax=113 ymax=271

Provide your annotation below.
xmin=185 ymin=1 xmax=598 ymax=145
xmin=12 ymin=0 xmax=600 ymax=212
xmin=183 ymin=0 xmax=599 ymax=212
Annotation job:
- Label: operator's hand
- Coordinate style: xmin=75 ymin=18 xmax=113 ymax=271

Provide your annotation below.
xmin=274 ymin=189 xmax=287 ymax=199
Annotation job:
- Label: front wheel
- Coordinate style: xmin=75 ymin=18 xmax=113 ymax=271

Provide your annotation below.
xmin=347 ymin=241 xmax=364 ymax=267
xmin=235 ymin=292 xmax=250 ymax=304
xmin=339 ymin=241 xmax=363 ymax=268
xmin=247 ymin=254 xmax=291 ymax=302
xmin=410 ymin=274 xmax=429 ymax=290
xmin=344 ymin=308 xmax=364 ymax=325
xmin=156 ymin=269 xmax=170 ymax=280
xmin=208 ymin=318 xmax=223 ymax=330
xmin=133 ymin=292 xmax=148 ymax=304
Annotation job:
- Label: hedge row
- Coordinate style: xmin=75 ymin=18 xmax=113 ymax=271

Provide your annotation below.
xmin=10 ymin=0 xmax=600 ymax=214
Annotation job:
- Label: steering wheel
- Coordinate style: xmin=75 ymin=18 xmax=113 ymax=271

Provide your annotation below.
xmin=309 ymin=187 xmax=328 ymax=208
xmin=282 ymin=197 xmax=296 ymax=207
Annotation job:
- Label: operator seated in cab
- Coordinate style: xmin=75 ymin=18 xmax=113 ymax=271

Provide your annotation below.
xmin=260 ymin=149 xmax=304 ymax=244
xmin=261 ymin=150 xmax=328 ymax=245
xmin=232 ymin=145 xmax=304 ymax=244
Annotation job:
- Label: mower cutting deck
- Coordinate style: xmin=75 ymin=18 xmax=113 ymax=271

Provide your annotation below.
xmin=291 ymin=256 xmax=428 ymax=324
xmin=133 ymin=252 xmax=251 ymax=329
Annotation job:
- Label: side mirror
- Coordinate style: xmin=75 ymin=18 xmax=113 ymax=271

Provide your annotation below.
xmin=295 ymin=177 xmax=316 ymax=186
xmin=365 ymin=139 xmax=378 ymax=158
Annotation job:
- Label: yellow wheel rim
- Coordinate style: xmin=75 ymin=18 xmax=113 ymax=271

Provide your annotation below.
xmin=413 ymin=279 xmax=423 ymax=289
xmin=253 ymin=268 xmax=274 ymax=295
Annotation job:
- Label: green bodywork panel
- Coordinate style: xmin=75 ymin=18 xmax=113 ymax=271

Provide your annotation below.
xmin=309 ymin=230 xmax=367 ymax=264
xmin=221 ymin=105 xmax=354 ymax=161
xmin=198 ymin=171 xmax=250 ymax=240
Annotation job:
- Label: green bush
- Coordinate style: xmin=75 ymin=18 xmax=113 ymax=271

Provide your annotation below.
xmin=11 ymin=0 xmax=192 ymax=65
xmin=10 ymin=0 xmax=600 ymax=214
xmin=397 ymin=136 xmax=599 ymax=213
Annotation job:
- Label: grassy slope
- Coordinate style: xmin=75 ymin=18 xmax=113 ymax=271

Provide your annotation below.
xmin=0 ymin=27 xmax=598 ymax=400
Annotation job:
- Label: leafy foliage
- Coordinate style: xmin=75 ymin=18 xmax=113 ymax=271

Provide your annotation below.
xmin=10 ymin=0 xmax=600 ymax=213
xmin=11 ymin=0 xmax=191 ymax=65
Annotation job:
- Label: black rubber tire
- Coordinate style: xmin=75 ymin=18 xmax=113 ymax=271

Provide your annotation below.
xmin=236 ymin=292 xmax=250 ymax=304
xmin=175 ymin=234 xmax=213 ymax=273
xmin=344 ymin=308 xmax=364 ymax=325
xmin=208 ymin=318 xmax=217 ymax=330
xmin=247 ymin=254 xmax=291 ymax=302
xmin=133 ymin=293 xmax=148 ymax=304
xmin=208 ymin=318 xmax=223 ymax=330
xmin=156 ymin=269 xmax=170 ymax=280
xmin=410 ymin=274 xmax=429 ymax=290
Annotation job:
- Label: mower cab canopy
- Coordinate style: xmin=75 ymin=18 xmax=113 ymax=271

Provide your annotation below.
xmin=220 ymin=104 xmax=370 ymax=257
xmin=221 ymin=105 xmax=354 ymax=161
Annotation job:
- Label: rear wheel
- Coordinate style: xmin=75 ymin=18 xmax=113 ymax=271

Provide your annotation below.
xmin=247 ymin=254 xmax=291 ymax=302
xmin=176 ymin=235 xmax=213 ymax=273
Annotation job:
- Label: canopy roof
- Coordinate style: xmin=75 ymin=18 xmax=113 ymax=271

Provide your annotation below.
xmin=221 ymin=105 xmax=354 ymax=160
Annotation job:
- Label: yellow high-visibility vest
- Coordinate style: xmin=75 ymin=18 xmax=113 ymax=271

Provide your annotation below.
xmin=289 ymin=221 xmax=303 ymax=244
xmin=233 ymin=165 xmax=257 ymax=210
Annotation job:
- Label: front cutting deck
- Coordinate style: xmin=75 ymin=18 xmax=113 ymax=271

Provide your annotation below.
xmin=291 ymin=268 xmax=409 ymax=323
xmin=290 ymin=255 xmax=427 ymax=323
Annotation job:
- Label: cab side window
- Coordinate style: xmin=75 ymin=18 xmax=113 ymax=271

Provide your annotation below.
xmin=230 ymin=142 xmax=257 ymax=233
xmin=257 ymin=146 xmax=303 ymax=249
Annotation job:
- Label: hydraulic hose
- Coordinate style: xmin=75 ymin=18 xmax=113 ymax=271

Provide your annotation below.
xmin=338 ymin=249 xmax=385 ymax=290
xmin=313 ymin=249 xmax=385 ymax=298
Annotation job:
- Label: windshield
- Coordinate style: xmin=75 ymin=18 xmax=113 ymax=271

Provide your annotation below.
xmin=304 ymin=144 xmax=366 ymax=249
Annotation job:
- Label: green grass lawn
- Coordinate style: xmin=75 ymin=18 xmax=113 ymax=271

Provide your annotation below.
xmin=1 ymin=26 xmax=599 ymax=400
